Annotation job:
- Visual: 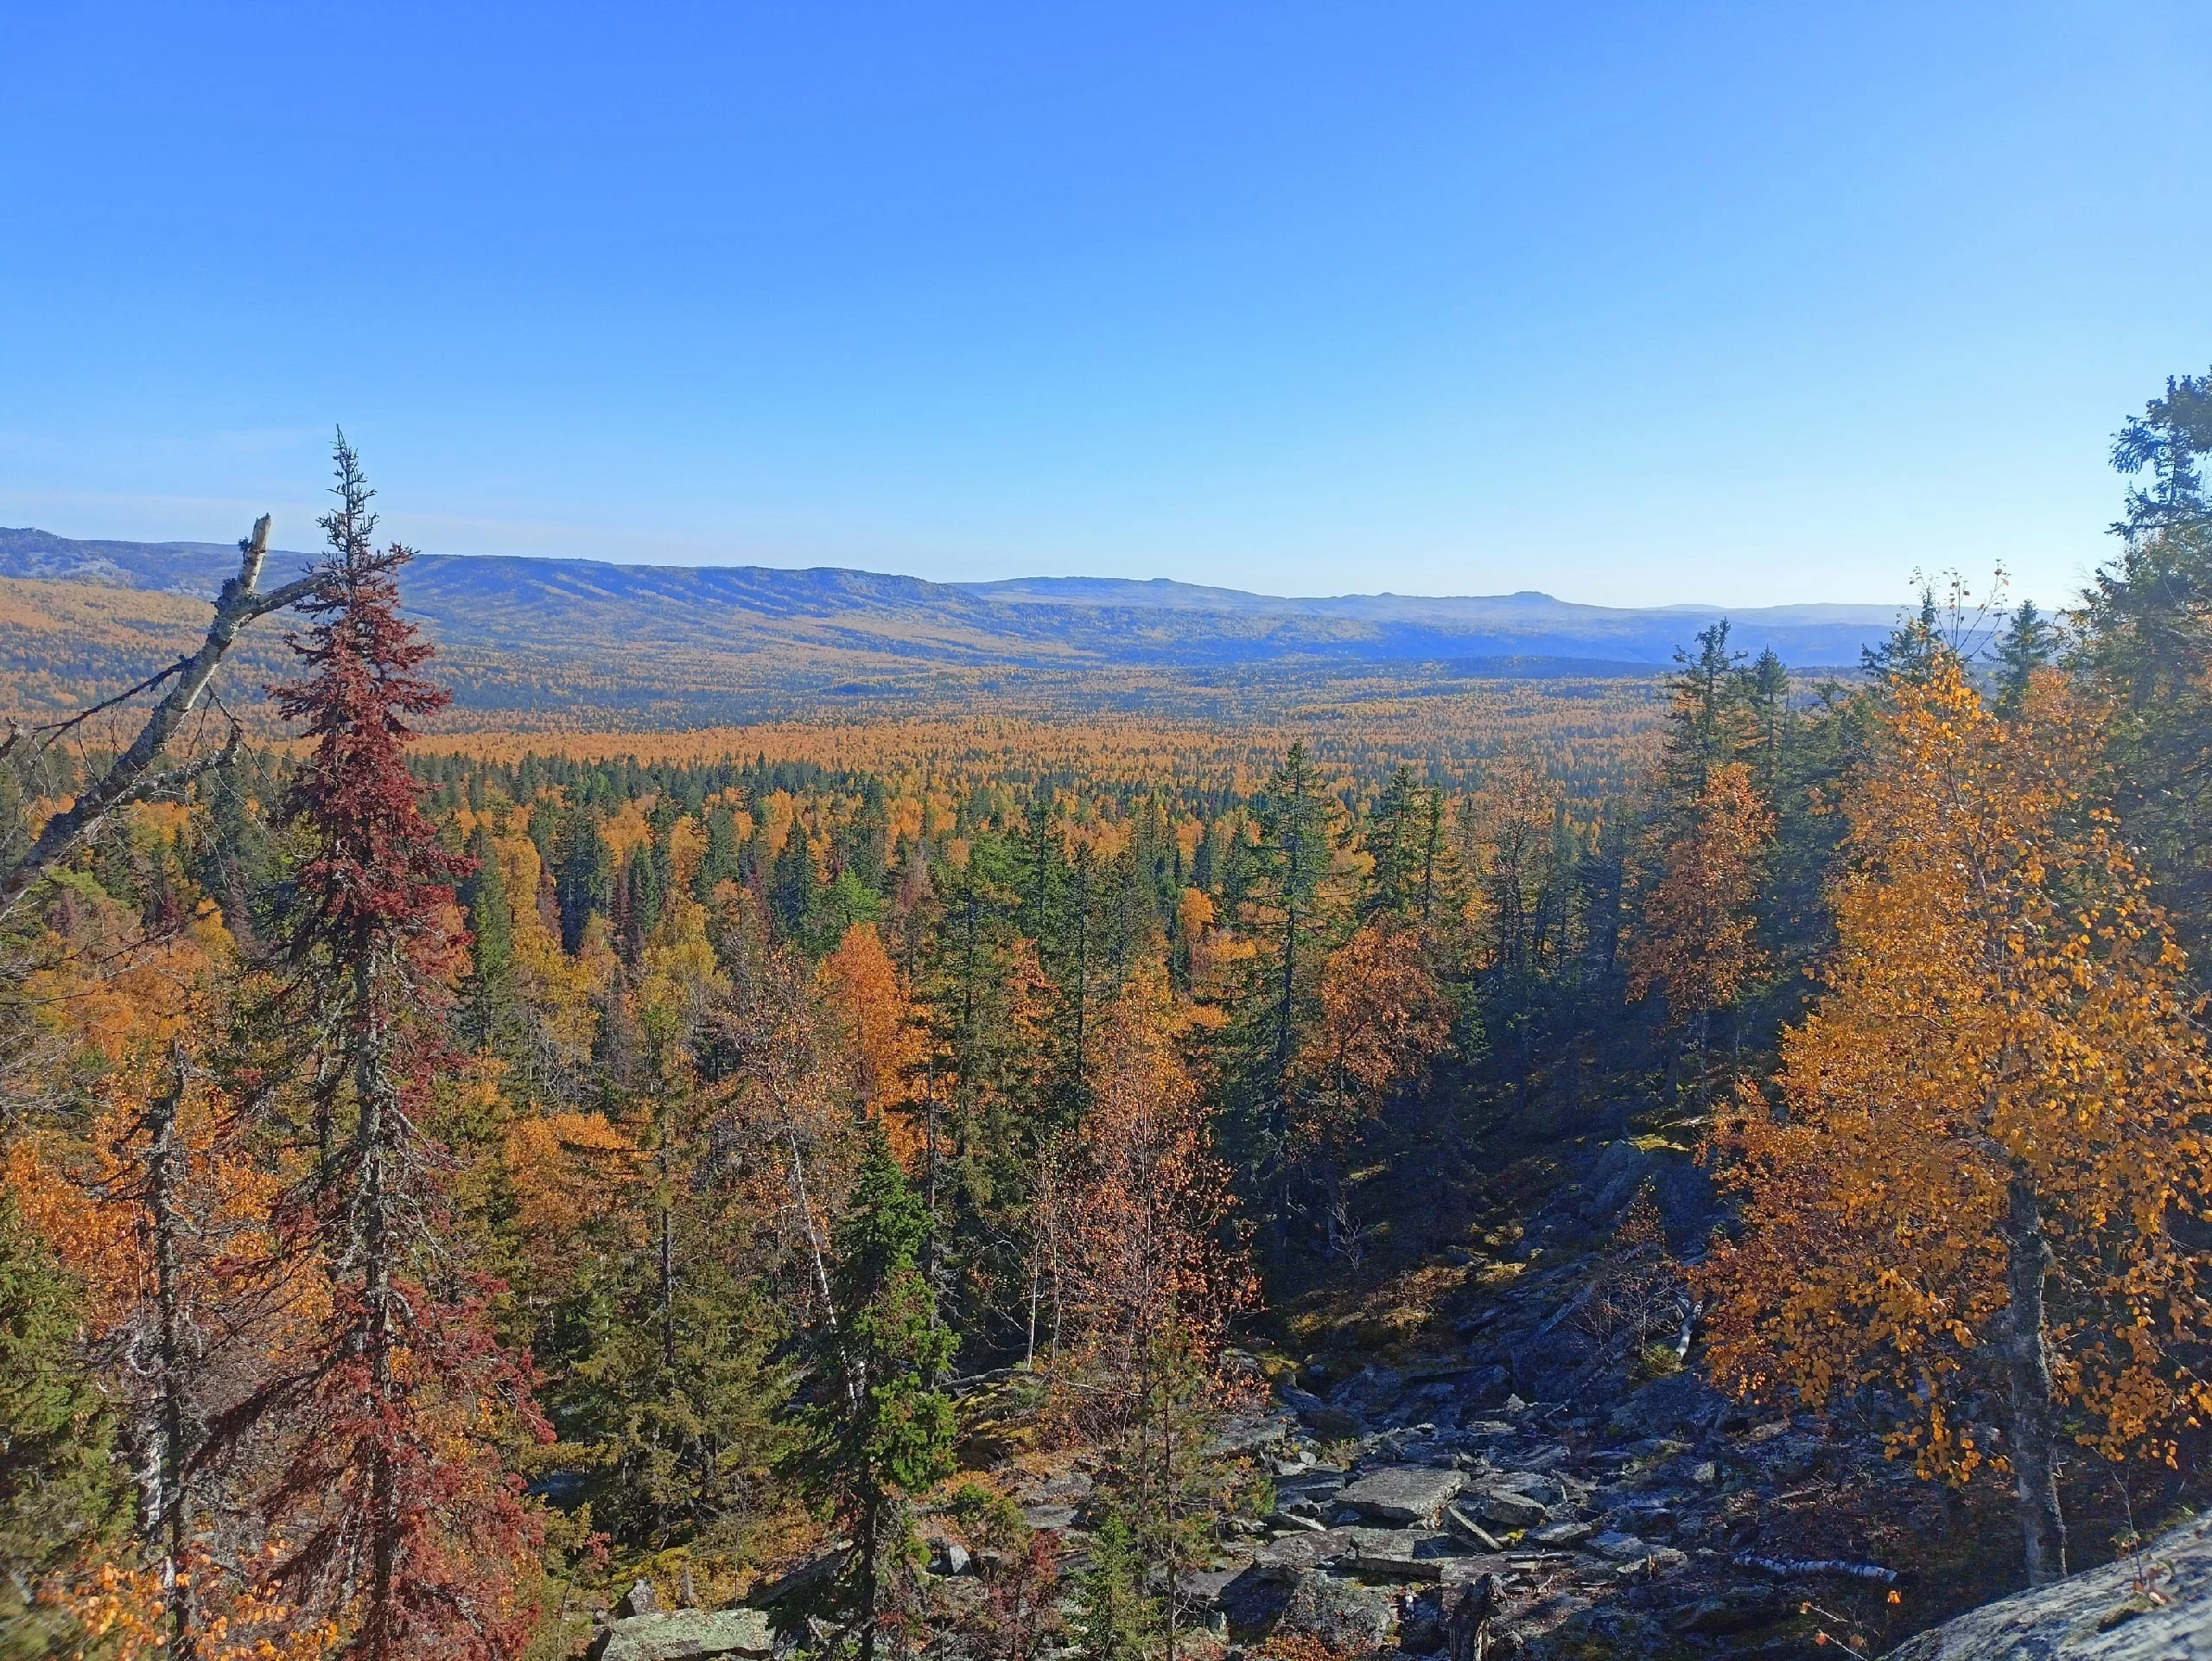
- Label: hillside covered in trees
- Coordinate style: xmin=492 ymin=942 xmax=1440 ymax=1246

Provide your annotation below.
xmin=0 ymin=526 xmax=1896 ymax=729
xmin=4 ymin=370 xmax=2212 ymax=1661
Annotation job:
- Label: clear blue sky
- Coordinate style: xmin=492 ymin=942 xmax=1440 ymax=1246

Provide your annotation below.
xmin=2 ymin=3 xmax=2204 ymax=608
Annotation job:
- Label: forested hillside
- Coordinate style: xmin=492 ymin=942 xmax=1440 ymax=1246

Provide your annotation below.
xmin=0 ymin=527 xmax=1896 ymax=729
xmin=3 ymin=372 xmax=2211 ymax=1661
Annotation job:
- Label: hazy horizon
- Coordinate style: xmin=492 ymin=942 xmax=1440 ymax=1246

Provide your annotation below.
xmin=3 ymin=521 xmax=1916 ymax=615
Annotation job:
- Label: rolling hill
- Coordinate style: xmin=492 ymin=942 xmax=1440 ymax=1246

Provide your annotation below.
xmin=0 ymin=526 xmax=1899 ymax=729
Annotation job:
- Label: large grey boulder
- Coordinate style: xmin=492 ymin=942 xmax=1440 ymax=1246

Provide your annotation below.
xmin=1275 ymin=1573 xmax=1397 ymax=1651
xmin=588 ymin=1607 xmax=775 ymax=1661
xmin=1886 ymin=1511 xmax=2212 ymax=1659
xmin=1338 ymin=1465 xmax=1465 ymax=1525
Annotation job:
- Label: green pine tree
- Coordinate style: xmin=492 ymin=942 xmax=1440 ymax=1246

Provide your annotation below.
xmin=792 ymin=1131 xmax=957 ymax=1661
xmin=1072 ymin=1505 xmax=1154 ymax=1661
xmin=0 ymin=1192 xmax=131 ymax=1660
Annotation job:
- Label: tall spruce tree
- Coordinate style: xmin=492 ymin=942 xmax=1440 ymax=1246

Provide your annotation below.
xmin=793 ymin=1131 xmax=957 ymax=1661
xmin=227 ymin=435 xmax=546 ymax=1661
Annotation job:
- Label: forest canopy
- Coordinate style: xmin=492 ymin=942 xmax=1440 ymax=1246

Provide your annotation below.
xmin=4 ymin=372 xmax=2212 ymax=1658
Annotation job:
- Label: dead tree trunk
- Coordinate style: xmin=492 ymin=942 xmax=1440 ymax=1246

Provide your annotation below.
xmin=1 ymin=515 xmax=319 ymax=918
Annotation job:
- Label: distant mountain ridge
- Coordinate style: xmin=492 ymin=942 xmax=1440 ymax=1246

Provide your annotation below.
xmin=0 ymin=525 xmax=1899 ymax=726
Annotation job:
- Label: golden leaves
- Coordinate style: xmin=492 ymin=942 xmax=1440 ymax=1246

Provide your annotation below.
xmin=1700 ymin=658 xmax=2212 ymax=1477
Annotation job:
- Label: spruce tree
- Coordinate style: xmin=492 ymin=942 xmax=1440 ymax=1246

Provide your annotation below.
xmin=1233 ymin=743 xmax=1334 ymax=1263
xmin=232 ymin=434 xmax=546 ymax=1661
xmin=0 ymin=1192 xmax=130 ymax=1660
xmin=793 ymin=1130 xmax=957 ymax=1661
xmin=1071 ymin=1506 xmax=1153 ymax=1661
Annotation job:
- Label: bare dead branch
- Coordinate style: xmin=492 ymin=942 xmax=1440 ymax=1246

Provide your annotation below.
xmin=2 ymin=515 xmax=315 ymax=919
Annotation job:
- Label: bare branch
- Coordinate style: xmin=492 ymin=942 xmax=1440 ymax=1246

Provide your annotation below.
xmin=2 ymin=514 xmax=309 ymax=919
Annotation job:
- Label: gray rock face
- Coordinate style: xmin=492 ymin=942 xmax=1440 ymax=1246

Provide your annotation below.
xmin=1587 ymin=1531 xmax=1653 ymax=1562
xmin=588 ymin=1607 xmax=775 ymax=1661
xmin=1884 ymin=1511 xmax=2212 ymax=1659
xmin=1275 ymin=1573 xmax=1398 ymax=1651
xmin=1474 ymin=1486 xmax=1549 ymax=1530
xmin=1255 ymin=1528 xmax=1358 ymax=1575
xmin=1338 ymin=1464 xmax=1466 ymax=1525
xmin=1339 ymin=1526 xmax=1471 ymax=1579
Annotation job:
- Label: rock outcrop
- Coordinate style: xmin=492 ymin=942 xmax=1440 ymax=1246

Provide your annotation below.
xmin=586 ymin=1607 xmax=775 ymax=1661
xmin=1884 ymin=1512 xmax=2212 ymax=1659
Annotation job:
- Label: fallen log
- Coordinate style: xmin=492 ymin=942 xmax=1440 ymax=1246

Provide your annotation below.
xmin=1732 ymin=1552 xmax=1900 ymax=1586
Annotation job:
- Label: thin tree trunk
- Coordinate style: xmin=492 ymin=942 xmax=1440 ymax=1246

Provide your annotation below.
xmin=1161 ymin=1352 xmax=1178 ymax=1661
xmin=2003 ymin=1172 xmax=2067 ymax=1584
xmin=659 ymin=1192 xmax=677 ymax=1373
xmin=784 ymin=1120 xmax=836 ymax=1332
xmin=1074 ymin=861 xmax=1090 ymax=1086
xmin=857 ymin=1491 xmax=880 ymax=1661
xmin=356 ymin=950 xmax=402 ymax=1661
xmin=146 ymin=1059 xmax=199 ymax=1659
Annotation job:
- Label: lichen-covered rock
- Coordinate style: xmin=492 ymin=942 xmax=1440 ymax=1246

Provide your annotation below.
xmin=1275 ymin=1573 xmax=1398 ymax=1651
xmin=588 ymin=1607 xmax=775 ymax=1661
xmin=1473 ymin=1486 xmax=1548 ymax=1530
xmin=1339 ymin=1465 xmax=1465 ymax=1525
xmin=1884 ymin=1511 xmax=2212 ymax=1659
xmin=1340 ymin=1526 xmax=1470 ymax=1579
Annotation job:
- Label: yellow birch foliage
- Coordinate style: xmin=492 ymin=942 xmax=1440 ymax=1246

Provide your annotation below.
xmin=1058 ymin=971 xmax=1256 ymax=1421
xmin=1292 ymin=921 xmax=1452 ymax=1150
xmin=1626 ymin=760 xmax=1774 ymax=1021
xmin=1700 ymin=661 xmax=2212 ymax=1477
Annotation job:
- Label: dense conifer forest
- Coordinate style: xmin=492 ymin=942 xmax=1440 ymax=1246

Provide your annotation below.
xmin=4 ymin=373 xmax=2212 ymax=1659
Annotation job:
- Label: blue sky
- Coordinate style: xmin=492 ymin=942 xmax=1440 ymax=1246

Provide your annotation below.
xmin=1 ymin=3 xmax=2204 ymax=608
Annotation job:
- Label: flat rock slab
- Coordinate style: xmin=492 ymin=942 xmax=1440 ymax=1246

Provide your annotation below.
xmin=1473 ymin=1486 xmax=1549 ymax=1529
xmin=588 ymin=1608 xmax=774 ymax=1661
xmin=1338 ymin=1465 xmax=1466 ymax=1525
xmin=1588 ymin=1531 xmax=1654 ymax=1562
xmin=1529 ymin=1520 xmax=1593 ymax=1547
xmin=1340 ymin=1528 xmax=1472 ymax=1580
xmin=1255 ymin=1528 xmax=1358 ymax=1575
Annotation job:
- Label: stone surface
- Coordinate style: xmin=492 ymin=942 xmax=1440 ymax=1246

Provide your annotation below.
xmin=1587 ymin=1531 xmax=1652 ymax=1562
xmin=1474 ymin=1486 xmax=1549 ymax=1530
xmin=1884 ymin=1511 xmax=2212 ymax=1659
xmin=1341 ymin=1527 xmax=1471 ymax=1580
xmin=1255 ymin=1528 xmax=1357 ymax=1575
xmin=588 ymin=1608 xmax=775 ymax=1661
xmin=926 ymin=1535 xmax=970 ymax=1576
xmin=1530 ymin=1520 xmax=1593 ymax=1547
xmin=619 ymin=1580 xmax=658 ymax=1617
xmin=1211 ymin=1563 xmax=1300 ymax=1637
xmin=1339 ymin=1465 xmax=1466 ymax=1525
xmin=1275 ymin=1574 xmax=1398 ymax=1651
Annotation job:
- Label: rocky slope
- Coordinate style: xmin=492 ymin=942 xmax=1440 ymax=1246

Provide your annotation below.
xmin=572 ymin=1138 xmax=2204 ymax=1661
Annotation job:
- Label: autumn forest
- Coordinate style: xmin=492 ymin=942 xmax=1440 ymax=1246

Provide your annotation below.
xmin=7 ymin=376 xmax=2212 ymax=1661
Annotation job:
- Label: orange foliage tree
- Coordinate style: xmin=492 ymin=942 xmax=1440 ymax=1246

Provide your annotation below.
xmin=1057 ymin=972 xmax=1255 ymax=1661
xmin=819 ymin=921 xmax=927 ymax=1163
xmin=1291 ymin=920 xmax=1453 ymax=1259
xmin=1627 ymin=760 xmax=1774 ymax=1064
xmin=1700 ymin=659 xmax=2212 ymax=1585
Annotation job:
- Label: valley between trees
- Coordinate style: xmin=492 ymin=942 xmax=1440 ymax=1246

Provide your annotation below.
xmin=4 ymin=375 xmax=2212 ymax=1661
